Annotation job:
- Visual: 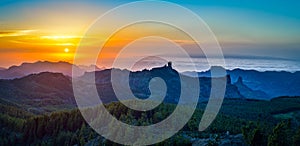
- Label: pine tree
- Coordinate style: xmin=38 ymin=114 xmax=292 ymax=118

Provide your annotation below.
xmin=268 ymin=120 xmax=292 ymax=146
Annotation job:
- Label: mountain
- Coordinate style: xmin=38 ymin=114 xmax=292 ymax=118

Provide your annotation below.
xmin=0 ymin=72 xmax=76 ymax=113
xmin=0 ymin=61 xmax=104 ymax=79
xmin=234 ymin=76 xmax=270 ymax=100
xmin=183 ymin=67 xmax=300 ymax=98
xmin=0 ymin=67 xmax=5 ymax=71
xmin=79 ymin=65 xmax=244 ymax=103
xmin=228 ymin=69 xmax=300 ymax=97
xmin=78 ymin=65 xmax=106 ymax=72
xmin=0 ymin=65 xmax=247 ymax=113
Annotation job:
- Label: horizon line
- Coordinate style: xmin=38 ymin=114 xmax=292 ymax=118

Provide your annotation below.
xmin=1 ymin=60 xmax=299 ymax=74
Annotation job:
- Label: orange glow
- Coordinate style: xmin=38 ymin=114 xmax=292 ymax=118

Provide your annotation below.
xmin=0 ymin=20 xmax=198 ymax=68
xmin=0 ymin=24 xmax=199 ymax=68
xmin=0 ymin=31 xmax=79 ymax=67
xmin=96 ymin=22 xmax=198 ymax=67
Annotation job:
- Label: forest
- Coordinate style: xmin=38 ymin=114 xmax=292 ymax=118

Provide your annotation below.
xmin=1 ymin=97 xmax=300 ymax=145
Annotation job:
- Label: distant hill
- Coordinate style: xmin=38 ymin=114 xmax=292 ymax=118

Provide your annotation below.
xmin=228 ymin=69 xmax=300 ymax=97
xmin=78 ymin=65 xmax=105 ymax=72
xmin=183 ymin=67 xmax=300 ymax=98
xmin=0 ymin=61 xmax=104 ymax=79
xmin=0 ymin=65 xmax=248 ymax=113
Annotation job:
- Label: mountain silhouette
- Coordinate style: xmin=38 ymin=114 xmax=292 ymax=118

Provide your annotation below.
xmin=0 ymin=65 xmax=247 ymax=113
xmin=0 ymin=61 xmax=104 ymax=79
xmin=183 ymin=67 xmax=300 ymax=98
xmin=79 ymin=65 xmax=244 ymax=103
xmin=228 ymin=69 xmax=300 ymax=97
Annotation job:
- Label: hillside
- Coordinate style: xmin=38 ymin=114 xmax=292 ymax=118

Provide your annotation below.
xmin=0 ymin=72 xmax=76 ymax=113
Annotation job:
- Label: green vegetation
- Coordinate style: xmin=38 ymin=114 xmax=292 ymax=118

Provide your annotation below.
xmin=0 ymin=97 xmax=300 ymax=145
xmin=242 ymin=122 xmax=270 ymax=145
xmin=267 ymin=120 xmax=293 ymax=146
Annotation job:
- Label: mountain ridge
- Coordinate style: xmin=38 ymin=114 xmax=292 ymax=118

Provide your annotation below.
xmin=0 ymin=62 xmax=295 ymax=113
xmin=0 ymin=61 xmax=104 ymax=79
xmin=183 ymin=66 xmax=300 ymax=98
xmin=0 ymin=65 xmax=247 ymax=113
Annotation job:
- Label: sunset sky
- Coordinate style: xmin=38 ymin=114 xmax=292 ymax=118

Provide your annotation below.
xmin=0 ymin=0 xmax=300 ymax=68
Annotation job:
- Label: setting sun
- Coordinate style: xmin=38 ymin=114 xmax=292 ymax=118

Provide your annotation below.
xmin=64 ymin=48 xmax=69 ymax=53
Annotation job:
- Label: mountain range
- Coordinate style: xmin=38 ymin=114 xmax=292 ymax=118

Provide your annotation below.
xmin=183 ymin=66 xmax=300 ymax=98
xmin=0 ymin=61 xmax=105 ymax=79
xmin=0 ymin=61 xmax=298 ymax=113
xmin=0 ymin=62 xmax=283 ymax=114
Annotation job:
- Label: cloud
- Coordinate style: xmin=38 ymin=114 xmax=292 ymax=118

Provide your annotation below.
xmin=1 ymin=32 xmax=82 ymax=47
xmin=10 ymin=40 xmax=77 ymax=46
xmin=40 ymin=35 xmax=83 ymax=40
xmin=0 ymin=29 xmax=36 ymax=38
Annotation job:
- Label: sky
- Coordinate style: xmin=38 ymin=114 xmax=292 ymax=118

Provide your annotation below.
xmin=0 ymin=0 xmax=299 ymax=68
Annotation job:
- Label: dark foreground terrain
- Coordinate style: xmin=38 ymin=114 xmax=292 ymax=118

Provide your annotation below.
xmin=1 ymin=97 xmax=300 ymax=145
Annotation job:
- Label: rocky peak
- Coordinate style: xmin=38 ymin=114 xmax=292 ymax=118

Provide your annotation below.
xmin=236 ymin=76 xmax=243 ymax=84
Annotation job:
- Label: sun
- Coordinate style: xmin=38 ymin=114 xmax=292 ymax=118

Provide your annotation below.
xmin=64 ymin=48 xmax=69 ymax=53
